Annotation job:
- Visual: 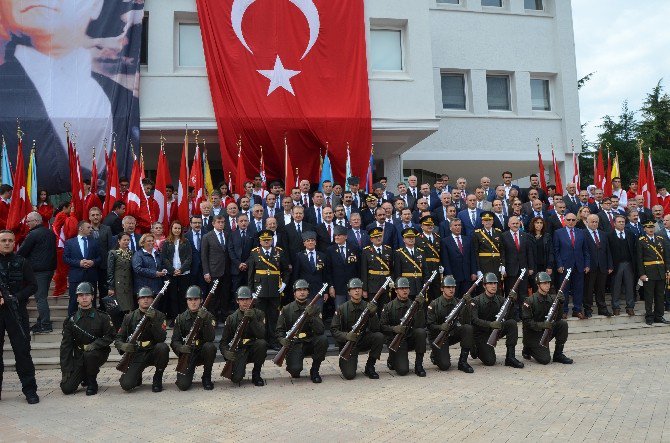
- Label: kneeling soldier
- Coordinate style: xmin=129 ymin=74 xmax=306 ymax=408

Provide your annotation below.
xmin=381 ymin=277 xmax=428 ymax=377
xmin=115 ymin=287 xmax=170 ymax=392
xmin=276 ymin=279 xmax=328 ymax=383
xmin=426 ymin=276 xmax=474 ymax=373
xmin=60 ymin=282 xmax=115 ymax=395
xmin=471 ymin=273 xmax=524 ymax=368
xmin=171 ymin=286 xmax=217 ymax=391
xmin=331 ymin=278 xmax=384 ymax=380
xmin=219 ymin=286 xmax=267 ymax=386
xmin=522 ymin=272 xmax=573 ymax=365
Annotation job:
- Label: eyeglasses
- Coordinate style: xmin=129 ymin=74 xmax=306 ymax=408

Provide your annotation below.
xmin=565 ymin=218 xmax=576 ymax=221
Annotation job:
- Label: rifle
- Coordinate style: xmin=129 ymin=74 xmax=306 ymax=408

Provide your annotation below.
xmin=175 ymin=279 xmax=219 ymax=375
xmin=221 ymin=285 xmax=262 ymax=379
xmin=487 ymin=268 xmax=526 ymax=347
xmin=0 ymin=282 xmax=27 ymax=341
xmin=339 ymin=277 xmax=393 ymax=361
xmin=389 ymin=270 xmax=438 ymax=352
xmin=432 ymin=275 xmax=482 ymax=350
xmin=273 ymin=283 xmax=328 ymax=367
xmin=540 ymin=268 xmax=572 ymax=347
xmin=116 ymin=280 xmax=170 ymax=373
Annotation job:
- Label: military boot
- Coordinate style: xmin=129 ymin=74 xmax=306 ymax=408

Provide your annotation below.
xmin=457 ymin=349 xmax=474 ymax=373
xmin=252 ymin=368 xmax=265 ymax=386
xmin=552 ymin=344 xmax=573 ymax=364
xmin=414 ymin=353 xmax=426 ymax=377
xmin=152 ymin=370 xmax=164 ymax=392
xmin=202 ymin=368 xmax=214 ymax=390
xmin=521 ymin=347 xmax=531 ymax=360
xmin=85 ymin=377 xmax=99 ymax=396
xmin=310 ymin=361 xmax=322 ymax=384
xmin=364 ymin=357 xmax=379 ymax=379
xmin=504 ymin=346 xmax=524 ymax=368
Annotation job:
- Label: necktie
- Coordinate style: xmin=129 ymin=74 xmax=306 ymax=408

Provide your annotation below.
xmin=257 ymin=221 xmax=262 ymax=231
xmin=317 ymin=208 xmax=321 ymax=224
xmin=83 ymin=237 xmax=88 ymax=257
xmin=340 ymin=246 xmax=345 ymax=260
xmin=412 ymin=189 xmax=417 ymax=199
xmin=309 ymin=251 xmax=315 ymax=268
xmin=513 ymin=232 xmax=520 ymax=251
xmin=619 ymin=231 xmax=624 ymax=240
xmin=608 ymin=212 xmax=614 ymax=227
xmin=303 ymin=195 xmax=308 ymax=206
xmin=326 ymin=196 xmax=331 ymax=207
xmin=92 ymin=229 xmax=99 ymax=239
xmin=345 ymin=207 xmax=350 ymax=219
xmin=477 ymin=201 xmax=481 ymax=209
xmin=195 ymin=232 xmax=200 ymax=250
xmin=593 ymin=230 xmax=600 ymax=246
xmin=265 ymin=250 xmax=270 ymax=258
xmin=231 ymin=218 xmax=237 ymax=231
xmin=130 ymin=235 xmax=136 ymax=252
xmin=218 ymin=231 xmax=224 ymax=245
xmin=269 ymin=209 xmax=273 ymax=218
xmin=456 ymin=236 xmax=463 ymax=254
xmin=569 ymin=229 xmax=575 ymax=247
xmin=327 ymin=224 xmax=332 ymax=239
xmin=297 ymin=223 xmax=302 ymax=234
xmin=355 ymin=230 xmax=361 ymax=246
xmin=376 ymin=247 xmax=381 ymax=255
xmin=470 ymin=211 xmax=476 ymax=226
xmin=241 ymin=230 xmax=246 ymax=240
xmin=560 ymin=214 xmax=564 ymax=226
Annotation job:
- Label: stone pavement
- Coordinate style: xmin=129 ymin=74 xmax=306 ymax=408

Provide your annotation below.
xmin=1 ymin=333 xmax=670 ymax=442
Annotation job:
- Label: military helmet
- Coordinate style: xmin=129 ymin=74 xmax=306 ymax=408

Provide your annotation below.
xmin=535 ymin=272 xmax=552 ymax=284
xmin=185 ymin=285 xmax=202 ymax=299
xmin=75 ymin=282 xmax=94 ymax=295
xmin=347 ymin=278 xmax=364 ymax=289
xmin=293 ymin=279 xmax=310 ymax=291
xmin=236 ymin=286 xmax=252 ymax=299
xmin=137 ymin=287 xmax=154 ymax=299
xmin=395 ymin=277 xmax=410 ymax=288
xmin=484 ymin=272 xmax=499 ymax=284
xmin=442 ymin=275 xmax=457 ymax=287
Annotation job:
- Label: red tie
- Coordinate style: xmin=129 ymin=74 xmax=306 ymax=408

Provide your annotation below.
xmin=231 ymin=218 xmax=237 ymax=231
xmin=560 ymin=214 xmax=565 ymax=226
xmin=513 ymin=232 xmax=520 ymax=251
xmin=569 ymin=229 xmax=575 ymax=247
xmin=303 ymin=195 xmax=308 ymax=207
xmin=327 ymin=224 xmax=332 ymax=239
xmin=456 ymin=235 xmax=463 ymax=254
xmin=326 ymin=196 xmax=331 ymax=207
xmin=594 ymin=230 xmax=600 ymax=247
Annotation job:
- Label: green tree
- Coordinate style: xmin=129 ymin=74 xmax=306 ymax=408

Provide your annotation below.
xmin=638 ymin=80 xmax=670 ymax=185
xmin=596 ymin=101 xmax=638 ymax=185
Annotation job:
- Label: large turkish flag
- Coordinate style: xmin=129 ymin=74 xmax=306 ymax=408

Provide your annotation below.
xmin=196 ymin=0 xmax=372 ymax=185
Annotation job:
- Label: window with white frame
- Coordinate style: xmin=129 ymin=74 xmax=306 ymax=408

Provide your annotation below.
xmin=486 ymin=75 xmax=511 ymax=110
xmin=482 ymin=0 xmax=502 ymax=7
xmin=370 ymin=29 xmax=403 ymax=71
xmin=437 ymin=0 xmax=460 ymax=4
xmin=524 ymin=0 xmax=543 ymax=10
xmin=531 ymin=79 xmax=551 ymax=111
xmin=178 ymin=23 xmax=206 ymax=68
xmin=441 ymin=73 xmax=466 ymax=110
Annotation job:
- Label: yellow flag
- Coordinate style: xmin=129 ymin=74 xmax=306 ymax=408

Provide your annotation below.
xmin=611 ymin=152 xmax=620 ymax=179
xmin=203 ymin=151 xmax=214 ymax=197
xmin=26 ymin=148 xmax=37 ymax=206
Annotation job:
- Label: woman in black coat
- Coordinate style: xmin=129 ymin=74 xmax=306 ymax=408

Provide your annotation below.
xmin=161 ymin=220 xmax=193 ymax=324
xmin=528 ymin=216 xmax=555 ymax=291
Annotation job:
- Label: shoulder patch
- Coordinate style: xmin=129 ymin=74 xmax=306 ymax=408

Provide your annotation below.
xmin=275 ymin=246 xmax=283 ymax=251
xmin=252 ymin=247 xmax=260 ymax=251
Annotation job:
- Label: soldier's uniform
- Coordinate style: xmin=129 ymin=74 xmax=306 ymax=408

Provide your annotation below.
xmin=636 ymin=222 xmax=670 ymax=325
xmin=381 ymin=278 xmax=427 ymax=376
xmin=417 ymin=216 xmax=442 ymax=301
xmin=472 ymin=214 xmax=504 ymax=291
xmin=115 ymin=287 xmax=170 ymax=392
xmin=360 ymin=227 xmax=393 ymax=309
xmin=276 ymin=280 xmax=328 ymax=382
xmin=426 ymin=276 xmax=474 ymax=372
xmin=331 ymin=278 xmax=384 ymax=380
xmin=247 ymin=230 xmax=291 ymax=347
xmin=521 ymin=273 xmax=572 ymax=365
xmin=60 ymin=283 xmax=115 ymax=395
xmin=219 ymin=287 xmax=267 ymax=385
xmin=393 ymin=228 xmax=424 ymax=298
xmin=171 ymin=286 xmax=217 ymax=391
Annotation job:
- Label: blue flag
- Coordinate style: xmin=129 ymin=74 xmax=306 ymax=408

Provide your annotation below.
xmin=1 ymin=137 xmax=13 ymax=187
xmin=319 ymin=152 xmax=333 ymax=191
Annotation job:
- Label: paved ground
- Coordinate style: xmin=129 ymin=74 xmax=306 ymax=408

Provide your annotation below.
xmin=1 ymin=333 xmax=670 ymax=442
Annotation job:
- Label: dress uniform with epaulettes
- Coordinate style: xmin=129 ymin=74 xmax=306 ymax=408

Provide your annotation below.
xmin=636 ymin=222 xmax=670 ymax=325
xmin=417 ymin=215 xmax=442 ymax=301
xmin=472 ymin=212 xmax=505 ymax=290
xmin=360 ymin=226 xmax=393 ymax=308
xmin=393 ymin=227 xmax=425 ymax=298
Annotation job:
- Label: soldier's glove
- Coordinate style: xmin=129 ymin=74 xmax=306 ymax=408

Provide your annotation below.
xmin=367 ymin=302 xmax=378 ymax=314
xmin=392 ymin=325 xmax=407 ymax=335
xmin=540 ymin=321 xmax=553 ymax=329
xmin=305 ymin=305 xmax=318 ymax=317
xmin=116 ymin=342 xmax=138 ymax=353
xmin=278 ymin=337 xmax=289 ymax=347
xmin=489 ymin=321 xmax=502 ymax=330
xmin=223 ymin=349 xmax=237 ymax=361
xmin=556 ymin=293 xmax=565 ymax=304
xmin=197 ymin=307 xmax=209 ymax=319
xmin=82 ymin=344 xmax=93 ymax=352
xmin=345 ymin=331 xmax=359 ymax=342
xmin=177 ymin=344 xmax=192 ymax=354
xmin=439 ymin=322 xmax=452 ymax=332
xmin=415 ymin=294 xmax=426 ymax=305
xmin=463 ymin=294 xmax=472 ymax=303
xmin=243 ymin=309 xmax=255 ymax=319
xmin=144 ymin=307 xmax=156 ymax=319
xmin=508 ymin=291 xmax=518 ymax=301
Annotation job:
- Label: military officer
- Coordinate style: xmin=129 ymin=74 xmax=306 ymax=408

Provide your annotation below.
xmin=521 ymin=272 xmax=573 ymax=365
xmin=426 ymin=276 xmax=474 ymax=373
xmin=171 ymin=286 xmax=217 ymax=391
xmin=637 ymin=220 xmax=670 ymax=325
xmin=219 ymin=286 xmax=267 ymax=386
xmin=275 ymin=279 xmax=328 ymax=383
xmin=60 ymin=282 xmax=115 ymax=395
xmin=247 ymin=229 xmax=290 ymax=349
xmin=472 ymin=211 xmax=504 ymax=291
xmin=115 ymin=287 xmax=170 ymax=392
xmin=393 ymin=227 xmax=424 ymax=298
xmin=360 ymin=227 xmax=393 ymax=309
xmin=381 ymin=277 xmax=428 ymax=377
xmin=417 ymin=215 xmax=442 ymax=301
xmin=331 ymin=278 xmax=384 ymax=380
xmin=470 ymin=273 xmax=524 ymax=368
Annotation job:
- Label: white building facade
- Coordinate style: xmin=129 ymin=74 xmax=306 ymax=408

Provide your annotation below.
xmin=140 ymin=0 xmax=580 ymax=188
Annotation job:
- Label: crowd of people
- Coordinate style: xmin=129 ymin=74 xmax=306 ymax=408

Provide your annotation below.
xmin=2 ymin=169 xmax=670 ymax=403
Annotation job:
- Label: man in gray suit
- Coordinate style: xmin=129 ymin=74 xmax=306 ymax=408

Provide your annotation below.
xmin=89 ymin=207 xmax=113 ymax=308
xmin=202 ymin=214 xmax=231 ymax=322
xmin=474 ymin=187 xmax=493 ymax=211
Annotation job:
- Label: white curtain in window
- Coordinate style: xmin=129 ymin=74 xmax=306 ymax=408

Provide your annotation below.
xmin=531 ymin=79 xmax=550 ymax=110
xmin=179 ymin=23 xmax=206 ymax=68
xmin=370 ymin=30 xmax=402 ymax=71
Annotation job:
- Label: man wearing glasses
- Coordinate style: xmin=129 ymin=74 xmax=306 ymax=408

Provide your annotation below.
xmin=553 ymin=213 xmax=590 ymax=319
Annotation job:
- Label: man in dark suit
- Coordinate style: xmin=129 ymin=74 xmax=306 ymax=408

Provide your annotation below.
xmin=419 ymin=183 xmax=440 ymax=212
xmin=457 ymin=195 xmax=483 ymax=236
xmin=248 ymin=204 xmax=267 ymax=237
xmin=553 ymin=213 xmax=591 ymax=319
xmin=102 ymin=201 xmax=126 ymax=236
xmin=367 ymin=206 xmax=398 ymax=250
xmin=440 ymin=218 xmax=478 ymax=297
xmin=520 ymin=175 xmax=547 ymax=204
xmin=185 ymin=215 xmax=206 ymax=293
xmin=340 ymin=191 xmax=359 ymax=221
xmin=491 ymin=200 xmax=509 ymax=232
xmin=609 ymin=215 xmax=637 ymax=316
xmin=596 ymin=198 xmax=617 ymax=233
xmin=395 ymin=208 xmax=420 ymax=246
xmin=347 ymin=177 xmax=366 ymax=209
xmin=626 ymin=210 xmax=644 ymax=237
xmin=63 ymin=221 xmax=101 ymax=316
xmin=283 ymin=206 xmax=315 ymax=266
xmin=200 ymin=203 xmax=214 ymax=235
xmin=332 ymin=205 xmax=351 ymax=229
xmin=433 ymin=193 xmax=453 ymax=225
xmin=201 ymin=215 xmax=231 ymax=321
xmin=545 ymin=200 xmax=567 ymax=234
xmin=315 ymin=206 xmax=336 ymax=252
xmin=501 ymin=216 xmax=535 ymax=318
xmin=262 ymin=217 xmax=288 ymax=251
xmin=326 ymin=226 xmax=361 ymax=307
xmin=88 ymin=207 xmax=112 ymax=308
xmin=480 ymin=177 xmax=496 ymax=202
xmin=583 ymin=214 xmax=613 ymax=317
xmin=359 ymin=195 xmax=378 ymax=228
xmin=563 ymin=182 xmax=580 ymax=215
xmin=588 ymin=188 xmax=605 ymax=215
xmin=347 ymin=212 xmax=369 ymax=250
xmin=293 ymin=231 xmax=330 ymax=302
xmin=396 ymin=183 xmax=415 ymax=211
xmin=227 ymin=213 xmax=254 ymax=295
xmin=304 ymin=191 xmax=326 ymax=226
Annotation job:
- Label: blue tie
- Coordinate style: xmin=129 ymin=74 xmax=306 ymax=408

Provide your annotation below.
xmin=309 ymin=251 xmax=315 ymax=269
xmin=83 ymin=237 xmax=88 ymax=257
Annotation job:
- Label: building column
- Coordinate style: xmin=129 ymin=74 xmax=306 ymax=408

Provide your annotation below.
xmin=384 ymin=155 xmax=403 ymax=189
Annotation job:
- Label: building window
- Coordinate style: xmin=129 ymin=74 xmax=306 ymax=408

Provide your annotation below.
xmin=437 ymin=0 xmax=460 ymax=4
xmin=178 ymin=23 xmax=206 ymax=68
xmin=524 ymin=0 xmax=543 ymax=10
xmin=140 ymin=15 xmax=148 ymax=66
xmin=441 ymin=73 xmax=466 ymax=110
xmin=486 ymin=75 xmax=510 ymax=111
xmin=482 ymin=0 xmax=502 ymax=7
xmin=531 ymin=79 xmax=551 ymax=111
xmin=370 ymin=29 xmax=403 ymax=71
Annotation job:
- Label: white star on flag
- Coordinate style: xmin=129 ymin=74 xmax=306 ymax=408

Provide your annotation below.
xmin=257 ymin=55 xmax=301 ymax=96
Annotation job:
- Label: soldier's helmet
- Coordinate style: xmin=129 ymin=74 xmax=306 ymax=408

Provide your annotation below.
xmin=236 ymin=286 xmax=252 ymax=299
xmin=137 ymin=287 xmax=154 ymax=299
xmin=293 ymin=279 xmax=310 ymax=291
xmin=484 ymin=272 xmax=499 ymax=284
xmin=75 ymin=282 xmax=94 ymax=295
xmin=442 ymin=275 xmax=457 ymax=287
xmin=535 ymin=272 xmax=552 ymax=284
xmin=347 ymin=278 xmax=364 ymax=289
xmin=185 ymin=285 xmax=202 ymax=299
xmin=395 ymin=277 xmax=410 ymax=288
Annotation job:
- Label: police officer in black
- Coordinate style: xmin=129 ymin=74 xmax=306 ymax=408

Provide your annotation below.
xmin=171 ymin=286 xmax=217 ymax=391
xmin=331 ymin=278 xmax=384 ymax=380
xmin=470 ymin=273 xmax=524 ymax=368
xmin=220 ymin=286 xmax=267 ymax=386
xmin=426 ymin=276 xmax=474 ymax=373
xmin=381 ymin=277 xmax=428 ymax=377
xmin=361 ymin=227 xmax=393 ymax=309
xmin=0 ymin=230 xmax=39 ymax=403
xmin=276 ymin=279 xmax=328 ymax=383
xmin=60 ymin=282 xmax=115 ymax=395
xmin=393 ymin=228 xmax=424 ymax=298
xmin=521 ymin=272 xmax=573 ymax=365
xmin=115 ymin=286 xmax=170 ymax=393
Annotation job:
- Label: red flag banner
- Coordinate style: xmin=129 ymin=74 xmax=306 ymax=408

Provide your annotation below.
xmin=537 ymin=149 xmax=547 ymax=193
xmin=190 ymin=144 xmax=205 ymax=215
xmin=155 ymin=146 xmax=168 ymax=227
xmin=6 ymin=139 xmax=31 ymax=233
xmin=596 ymin=148 xmax=606 ymax=191
xmin=638 ymin=149 xmax=648 ymax=207
xmin=648 ymin=150 xmax=658 ymax=207
xmin=177 ymin=138 xmax=190 ymax=226
xmin=103 ymin=149 xmax=119 ymax=217
xmin=195 ymin=0 xmax=372 ymax=184
xmin=127 ymin=157 xmax=151 ymax=231
xmin=604 ymin=151 xmax=612 ymax=196
xmin=551 ymin=146 xmax=563 ymax=195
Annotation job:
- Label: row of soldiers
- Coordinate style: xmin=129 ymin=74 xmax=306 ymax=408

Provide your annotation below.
xmin=58 ymin=270 xmax=573 ymax=395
